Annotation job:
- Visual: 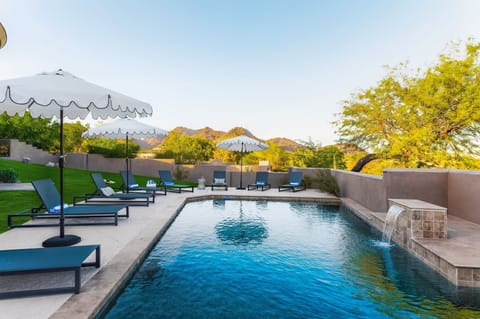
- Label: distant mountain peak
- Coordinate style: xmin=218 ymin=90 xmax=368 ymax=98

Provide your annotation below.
xmin=158 ymin=126 xmax=302 ymax=151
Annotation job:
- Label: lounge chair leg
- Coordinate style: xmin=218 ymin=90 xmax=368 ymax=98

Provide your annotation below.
xmin=74 ymin=268 xmax=81 ymax=294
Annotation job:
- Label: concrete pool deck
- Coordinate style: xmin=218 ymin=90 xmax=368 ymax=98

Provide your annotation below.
xmin=0 ymin=187 xmax=339 ymax=319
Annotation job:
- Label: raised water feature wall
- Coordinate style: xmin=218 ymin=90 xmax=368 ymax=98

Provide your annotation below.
xmin=343 ymin=197 xmax=480 ymax=287
xmin=383 ymin=199 xmax=447 ymax=249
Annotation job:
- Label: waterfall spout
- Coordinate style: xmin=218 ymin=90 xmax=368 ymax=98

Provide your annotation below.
xmin=382 ymin=205 xmax=405 ymax=244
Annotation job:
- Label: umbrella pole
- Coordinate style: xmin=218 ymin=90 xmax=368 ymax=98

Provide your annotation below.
xmin=42 ymin=109 xmax=81 ymax=247
xmin=237 ymin=142 xmax=245 ymax=190
xmin=125 ymin=133 xmax=129 ymax=193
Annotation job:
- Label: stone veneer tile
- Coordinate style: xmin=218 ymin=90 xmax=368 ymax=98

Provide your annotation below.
xmin=473 ymin=268 xmax=480 ymax=281
xmin=439 ymin=259 xmax=448 ymax=274
xmin=423 ymin=231 xmax=433 ymax=238
xmin=423 ymin=211 xmax=434 ymax=221
xmin=423 ymin=221 xmax=433 ymax=231
xmin=412 ymin=210 xmax=422 ymax=220
xmin=434 ymin=213 xmax=445 ymax=221
xmin=447 ymin=263 xmax=457 ymax=283
xmin=459 ymin=268 xmax=474 ymax=281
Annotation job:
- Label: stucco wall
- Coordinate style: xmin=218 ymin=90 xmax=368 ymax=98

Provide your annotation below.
xmin=383 ymin=169 xmax=449 ymax=208
xmin=332 ymin=170 xmax=386 ymax=212
xmin=6 ymin=139 xmax=56 ymax=164
xmin=447 ymin=170 xmax=480 ymax=224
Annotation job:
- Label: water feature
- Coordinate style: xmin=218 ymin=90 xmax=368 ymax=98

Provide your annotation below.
xmin=100 ymin=200 xmax=480 ymax=319
xmin=382 ymin=204 xmax=405 ymax=244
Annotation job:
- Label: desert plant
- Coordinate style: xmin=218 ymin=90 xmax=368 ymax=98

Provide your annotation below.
xmin=0 ymin=168 xmax=18 ymax=183
xmin=315 ymin=169 xmax=340 ymax=196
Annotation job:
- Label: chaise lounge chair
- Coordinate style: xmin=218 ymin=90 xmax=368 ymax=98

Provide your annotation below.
xmin=74 ymin=173 xmax=154 ymax=206
xmin=210 ymin=170 xmax=228 ymax=191
xmin=278 ymin=171 xmax=307 ymax=192
xmin=158 ymin=170 xmax=194 ymax=193
xmin=247 ymin=171 xmax=271 ymax=191
xmin=120 ymin=170 xmax=167 ymax=196
xmin=0 ymin=244 xmax=100 ymax=298
xmin=8 ymin=179 xmax=128 ymax=228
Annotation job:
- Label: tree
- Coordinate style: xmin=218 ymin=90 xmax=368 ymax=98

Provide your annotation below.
xmin=0 ymin=113 xmax=59 ymax=152
xmin=260 ymin=142 xmax=289 ymax=171
xmin=63 ymin=121 xmax=88 ymax=152
xmin=290 ymin=139 xmax=346 ymax=169
xmin=335 ymin=40 xmax=480 ymax=170
xmin=158 ymin=132 xmax=214 ymax=164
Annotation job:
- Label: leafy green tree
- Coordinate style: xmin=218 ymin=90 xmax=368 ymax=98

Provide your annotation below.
xmin=335 ymin=40 xmax=480 ymax=170
xmin=0 ymin=113 xmax=59 ymax=152
xmin=158 ymin=131 xmax=214 ymax=164
xmin=259 ymin=142 xmax=290 ymax=171
xmin=63 ymin=121 xmax=88 ymax=152
xmin=290 ymin=139 xmax=346 ymax=169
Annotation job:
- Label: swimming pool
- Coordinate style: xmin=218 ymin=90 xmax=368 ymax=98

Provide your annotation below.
xmin=101 ymin=200 xmax=480 ymax=318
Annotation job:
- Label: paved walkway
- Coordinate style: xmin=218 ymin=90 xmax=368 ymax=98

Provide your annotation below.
xmin=0 ymin=187 xmax=338 ymax=319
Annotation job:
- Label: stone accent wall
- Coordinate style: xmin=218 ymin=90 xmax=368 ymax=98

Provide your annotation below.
xmin=389 ymin=198 xmax=447 ymax=244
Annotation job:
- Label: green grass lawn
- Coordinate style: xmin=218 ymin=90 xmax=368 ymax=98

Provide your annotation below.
xmin=0 ymin=158 xmax=194 ymax=234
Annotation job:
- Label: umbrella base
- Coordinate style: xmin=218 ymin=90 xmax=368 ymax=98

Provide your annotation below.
xmin=236 ymin=187 xmax=246 ymax=190
xmin=42 ymin=234 xmax=81 ymax=247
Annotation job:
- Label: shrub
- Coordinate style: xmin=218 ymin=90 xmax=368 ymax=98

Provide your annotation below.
xmin=0 ymin=168 xmax=18 ymax=183
xmin=315 ymin=169 xmax=340 ymax=196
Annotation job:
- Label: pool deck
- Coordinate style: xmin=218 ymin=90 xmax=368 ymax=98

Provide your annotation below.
xmin=0 ymin=187 xmax=339 ymax=319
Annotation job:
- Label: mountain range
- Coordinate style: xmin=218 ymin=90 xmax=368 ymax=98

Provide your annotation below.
xmin=138 ymin=126 xmax=302 ymax=151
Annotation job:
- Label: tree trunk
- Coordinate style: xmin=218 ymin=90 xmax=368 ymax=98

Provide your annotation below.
xmin=351 ymin=153 xmax=377 ymax=172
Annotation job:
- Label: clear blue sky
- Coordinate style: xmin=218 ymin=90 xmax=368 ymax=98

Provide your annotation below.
xmin=1 ymin=0 xmax=480 ymax=145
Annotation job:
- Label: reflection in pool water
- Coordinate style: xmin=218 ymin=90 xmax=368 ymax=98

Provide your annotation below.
xmin=102 ymin=200 xmax=480 ymax=319
xmin=215 ymin=200 xmax=268 ymax=245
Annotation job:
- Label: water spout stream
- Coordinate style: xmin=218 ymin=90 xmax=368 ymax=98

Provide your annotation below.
xmin=382 ymin=205 xmax=405 ymax=244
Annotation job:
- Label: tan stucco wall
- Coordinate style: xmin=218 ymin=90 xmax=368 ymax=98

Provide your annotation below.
xmin=448 ymin=170 xmax=480 ymax=224
xmin=332 ymin=170 xmax=387 ymax=212
xmin=383 ymin=169 xmax=449 ymax=208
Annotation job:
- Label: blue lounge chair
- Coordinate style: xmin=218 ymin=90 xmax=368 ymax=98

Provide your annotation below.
xmin=247 ymin=171 xmax=271 ymax=191
xmin=211 ymin=170 xmax=228 ymax=191
xmin=0 ymin=244 xmax=100 ymax=298
xmin=120 ymin=170 xmax=167 ymax=196
xmin=278 ymin=172 xmax=306 ymax=192
xmin=158 ymin=170 xmax=194 ymax=193
xmin=8 ymin=179 xmax=128 ymax=228
xmin=74 ymin=173 xmax=154 ymax=206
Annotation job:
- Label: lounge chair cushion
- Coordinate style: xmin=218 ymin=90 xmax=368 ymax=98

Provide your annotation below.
xmin=101 ymin=186 xmax=115 ymax=197
xmin=215 ymin=178 xmax=225 ymax=184
xmin=164 ymin=181 xmax=174 ymax=186
xmin=289 ymin=182 xmax=300 ymax=186
xmin=128 ymin=183 xmax=139 ymax=188
xmin=50 ymin=203 xmax=69 ymax=214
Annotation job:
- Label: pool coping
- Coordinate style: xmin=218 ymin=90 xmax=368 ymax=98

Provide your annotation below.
xmin=48 ymin=189 xmax=340 ymax=319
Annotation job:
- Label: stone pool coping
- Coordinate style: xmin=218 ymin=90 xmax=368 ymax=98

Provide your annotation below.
xmin=0 ymin=188 xmax=338 ymax=319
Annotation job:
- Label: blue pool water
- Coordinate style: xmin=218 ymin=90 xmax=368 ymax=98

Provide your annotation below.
xmin=102 ymin=200 xmax=480 ymax=318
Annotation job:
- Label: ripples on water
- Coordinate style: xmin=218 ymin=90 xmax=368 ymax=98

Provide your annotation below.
xmin=102 ymin=200 xmax=480 ymax=319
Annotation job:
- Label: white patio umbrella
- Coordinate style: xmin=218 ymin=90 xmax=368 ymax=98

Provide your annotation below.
xmin=216 ymin=135 xmax=268 ymax=189
xmin=82 ymin=118 xmax=168 ymax=189
xmin=0 ymin=69 xmax=153 ymax=247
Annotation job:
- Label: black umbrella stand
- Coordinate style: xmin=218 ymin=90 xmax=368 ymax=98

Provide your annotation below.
xmin=42 ymin=109 xmax=81 ymax=247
